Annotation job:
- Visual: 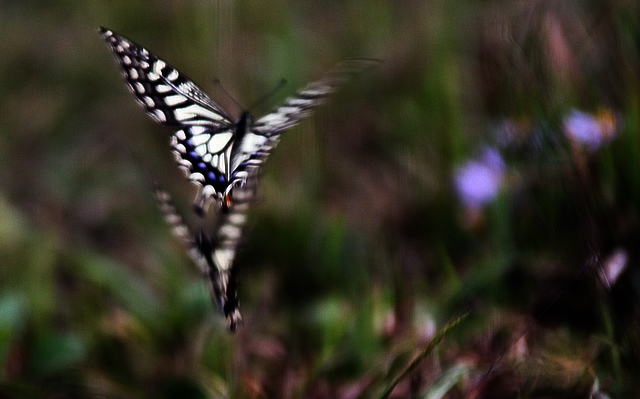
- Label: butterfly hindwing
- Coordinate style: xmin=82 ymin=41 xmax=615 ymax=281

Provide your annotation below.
xmin=171 ymin=126 xmax=234 ymax=200
xmin=153 ymin=185 xmax=253 ymax=331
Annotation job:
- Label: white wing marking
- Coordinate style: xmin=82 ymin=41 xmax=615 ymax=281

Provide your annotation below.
xmin=156 ymin=83 xmax=171 ymax=92
xmin=195 ymin=144 xmax=208 ymax=157
xmin=173 ymin=104 xmax=228 ymax=123
xmin=154 ymin=59 xmax=166 ymax=72
xmin=167 ymin=70 xmax=179 ymax=81
xmin=165 ymin=94 xmax=187 ymax=106
xmin=152 ymin=109 xmax=166 ymax=122
xmin=189 ymin=132 xmax=210 ymax=146
xmin=207 ymin=132 xmax=233 ymax=153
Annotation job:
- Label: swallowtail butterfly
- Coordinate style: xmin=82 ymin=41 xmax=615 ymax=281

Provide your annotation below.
xmin=99 ymin=27 xmax=378 ymax=213
xmin=154 ymin=182 xmax=256 ymax=331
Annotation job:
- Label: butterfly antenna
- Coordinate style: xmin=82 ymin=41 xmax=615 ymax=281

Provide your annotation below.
xmin=248 ymin=78 xmax=288 ymax=113
xmin=212 ymin=78 xmax=246 ymax=113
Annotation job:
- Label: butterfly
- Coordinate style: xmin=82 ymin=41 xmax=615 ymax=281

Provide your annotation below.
xmin=154 ymin=181 xmax=256 ymax=331
xmin=99 ymin=27 xmax=379 ymax=213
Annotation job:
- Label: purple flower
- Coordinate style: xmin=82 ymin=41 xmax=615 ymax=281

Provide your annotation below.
xmin=454 ymin=147 xmax=505 ymax=208
xmin=563 ymin=108 xmax=618 ymax=150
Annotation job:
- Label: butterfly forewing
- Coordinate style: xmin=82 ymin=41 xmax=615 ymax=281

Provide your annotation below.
xmin=252 ymin=59 xmax=379 ymax=135
xmin=99 ymin=27 xmax=233 ymax=127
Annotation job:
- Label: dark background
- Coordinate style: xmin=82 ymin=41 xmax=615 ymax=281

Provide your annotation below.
xmin=1 ymin=1 xmax=639 ymax=397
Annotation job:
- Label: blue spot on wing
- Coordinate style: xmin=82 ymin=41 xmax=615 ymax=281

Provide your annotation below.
xmin=172 ymin=127 xmax=232 ymax=196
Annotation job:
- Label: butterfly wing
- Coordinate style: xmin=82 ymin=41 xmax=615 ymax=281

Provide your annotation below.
xmin=99 ymin=27 xmax=234 ymax=127
xmin=154 ymin=185 xmax=252 ymax=331
xmin=232 ymin=59 xmax=380 ymax=179
xmin=207 ymin=177 xmax=257 ymax=329
xmin=252 ymin=59 xmax=380 ymax=136
xmin=171 ymin=126 xmax=235 ymax=204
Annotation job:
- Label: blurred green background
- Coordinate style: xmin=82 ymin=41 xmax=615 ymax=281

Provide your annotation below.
xmin=1 ymin=0 xmax=640 ymax=398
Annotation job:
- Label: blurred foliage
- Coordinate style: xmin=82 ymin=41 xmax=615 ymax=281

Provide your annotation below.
xmin=1 ymin=0 xmax=640 ymax=398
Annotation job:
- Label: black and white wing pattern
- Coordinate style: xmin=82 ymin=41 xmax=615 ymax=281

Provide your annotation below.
xmin=99 ymin=27 xmax=233 ymax=127
xmin=218 ymin=59 xmax=381 ymax=204
xmin=252 ymin=59 xmax=379 ymax=135
xmin=154 ymin=182 xmax=256 ymax=332
xmin=100 ymin=27 xmax=378 ymax=212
